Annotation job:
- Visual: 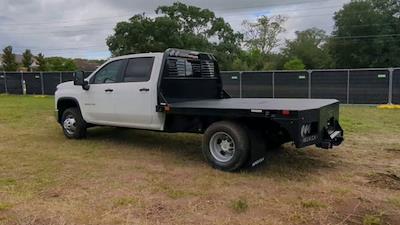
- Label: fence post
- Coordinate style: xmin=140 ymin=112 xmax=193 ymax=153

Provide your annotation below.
xmin=388 ymin=68 xmax=393 ymax=105
xmin=2 ymin=71 xmax=7 ymax=94
xmin=40 ymin=72 xmax=44 ymax=95
xmin=239 ymin=71 xmax=243 ymax=98
xmin=272 ymin=71 xmax=275 ymax=98
xmin=21 ymin=71 xmax=26 ymax=95
xmin=347 ymin=69 xmax=350 ymax=104
xmin=308 ymin=70 xmax=312 ymax=99
xmin=59 ymin=72 xmax=62 ymax=84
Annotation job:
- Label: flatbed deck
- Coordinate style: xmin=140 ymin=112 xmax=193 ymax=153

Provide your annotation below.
xmin=169 ymin=98 xmax=339 ymax=111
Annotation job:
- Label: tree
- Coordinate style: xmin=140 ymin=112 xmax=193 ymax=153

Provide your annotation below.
xmin=106 ymin=2 xmax=242 ymax=70
xmin=283 ymin=58 xmax=306 ymax=70
xmin=330 ymin=0 xmax=400 ymax=68
xmin=22 ymin=49 xmax=33 ymax=71
xmin=231 ymin=49 xmax=285 ymax=71
xmin=47 ymin=57 xmax=77 ymax=71
xmin=2 ymin=46 xmax=18 ymax=71
xmin=282 ymin=28 xmax=333 ymax=69
xmin=242 ymin=15 xmax=286 ymax=55
xmin=36 ymin=53 xmax=47 ymax=71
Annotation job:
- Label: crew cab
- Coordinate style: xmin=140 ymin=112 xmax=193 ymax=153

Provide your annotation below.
xmin=55 ymin=49 xmax=343 ymax=171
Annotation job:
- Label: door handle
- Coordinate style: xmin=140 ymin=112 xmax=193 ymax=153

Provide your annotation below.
xmin=139 ymin=88 xmax=150 ymax=92
xmin=105 ymin=89 xmax=114 ymax=93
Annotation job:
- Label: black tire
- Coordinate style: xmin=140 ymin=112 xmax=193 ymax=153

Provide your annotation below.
xmin=61 ymin=107 xmax=87 ymax=139
xmin=202 ymin=121 xmax=250 ymax=172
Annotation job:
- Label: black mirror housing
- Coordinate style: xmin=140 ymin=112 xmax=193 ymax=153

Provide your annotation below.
xmin=74 ymin=71 xmax=90 ymax=90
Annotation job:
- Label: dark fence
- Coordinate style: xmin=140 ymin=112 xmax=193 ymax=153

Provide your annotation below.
xmin=0 ymin=71 xmax=92 ymax=96
xmin=221 ymin=68 xmax=399 ymax=104
xmin=0 ymin=69 xmax=398 ymax=104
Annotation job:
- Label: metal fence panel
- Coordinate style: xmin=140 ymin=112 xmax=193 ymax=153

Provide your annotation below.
xmin=242 ymin=72 xmax=273 ymax=98
xmin=274 ymin=71 xmax=309 ymax=98
xmin=349 ymin=70 xmax=389 ymax=104
xmin=311 ymin=70 xmax=348 ymax=103
xmin=393 ymin=69 xmax=400 ymax=104
xmin=0 ymin=73 xmax=5 ymax=93
xmin=23 ymin=72 xmax=43 ymax=95
xmin=5 ymin=73 xmax=23 ymax=94
xmin=43 ymin=72 xmax=61 ymax=95
xmin=220 ymin=72 xmax=241 ymax=98
xmin=61 ymin=72 xmax=74 ymax=83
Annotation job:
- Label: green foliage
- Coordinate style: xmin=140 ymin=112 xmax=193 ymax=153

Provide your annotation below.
xmin=35 ymin=53 xmax=47 ymax=71
xmin=2 ymin=46 xmax=18 ymax=71
xmin=282 ymin=28 xmax=333 ymax=69
xmin=106 ymin=2 xmax=242 ymax=70
xmin=243 ymin=15 xmax=286 ymax=54
xmin=46 ymin=57 xmax=77 ymax=71
xmin=22 ymin=49 xmax=33 ymax=70
xmin=330 ymin=0 xmax=400 ymax=68
xmin=283 ymin=58 xmax=306 ymax=70
xmin=232 ymin=49 xmax=284 ymax=71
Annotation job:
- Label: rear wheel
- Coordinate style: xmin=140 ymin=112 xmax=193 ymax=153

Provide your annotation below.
xmin=61 ymin=108 xmax=87 ymax=139
xmin=202 ymin=121 xmax=250 ymax=172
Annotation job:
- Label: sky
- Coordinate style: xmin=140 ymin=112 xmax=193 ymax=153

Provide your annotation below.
xmin=0 ymin=0 xmax=350 ymax=59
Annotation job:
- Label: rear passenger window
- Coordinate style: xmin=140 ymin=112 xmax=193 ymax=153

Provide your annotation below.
xmin=123 ymin=57 xmax=154 ymax=82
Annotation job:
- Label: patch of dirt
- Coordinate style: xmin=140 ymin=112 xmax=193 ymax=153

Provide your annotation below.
xmin=328 ymin=198 xmax=400 ymax=225
xmin=367 ymin=172 xmax=400 ymax=190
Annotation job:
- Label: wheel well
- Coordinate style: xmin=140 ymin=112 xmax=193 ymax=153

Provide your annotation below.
xmin=57 ymin=98 xmax=80 ymax=123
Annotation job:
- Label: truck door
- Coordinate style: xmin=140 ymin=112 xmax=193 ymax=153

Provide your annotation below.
xmin=111 ymin=57 xmax=156 ymax=128
xmin=82 ymin=59 xmax=127 ymax=124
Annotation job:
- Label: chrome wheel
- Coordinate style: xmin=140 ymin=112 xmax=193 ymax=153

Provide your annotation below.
xmin=209 ymin=132 xmax=236 ymax=163
xmin=63 ymin=116 xmax=77 ymax=135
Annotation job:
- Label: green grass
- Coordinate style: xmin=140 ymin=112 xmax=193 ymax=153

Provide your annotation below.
xmin=363 ymin=214 xmax=382 ymax=225
xmin=230 ymin=198 xmax=249 ymax=213
xmin=387 ymin=196 xmax=400 ymax=208
xmin=340 ymin=105 xmax=400 ymax=135
xmin=0 ymin=95 xmax=399 ymax=225
xmin=301 ymin=199 xmax=327 ymax=209
xmin=0 ymin=202 xmax=11 ymax=211
xmin=113 ymin=197 xmax=140 ymax=208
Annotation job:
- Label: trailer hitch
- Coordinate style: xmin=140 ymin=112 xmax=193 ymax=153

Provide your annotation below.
xmin=317 ymin=121 xmax=344 ymax=149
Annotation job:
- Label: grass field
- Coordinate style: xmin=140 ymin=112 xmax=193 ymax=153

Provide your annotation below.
xmin=0 ymin=95 xmax=399 ymax=225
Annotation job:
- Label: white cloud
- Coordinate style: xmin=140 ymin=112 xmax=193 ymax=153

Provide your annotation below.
xmin=0 ymin=0 xmax=349 ymax=59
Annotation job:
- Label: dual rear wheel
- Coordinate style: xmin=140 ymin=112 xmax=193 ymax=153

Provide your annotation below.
xmin=202 ymin=121 xmax=267 ymax=172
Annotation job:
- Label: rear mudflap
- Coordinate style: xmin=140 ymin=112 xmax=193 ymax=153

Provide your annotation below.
xmin=244 ymin=129 xmax=266 ymax=168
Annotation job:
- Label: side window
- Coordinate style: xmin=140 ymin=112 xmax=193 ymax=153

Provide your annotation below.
xmin=91 ymin=60 xmax=125 ymax=84
xmin=123 ymin=57 xmax=154 ymax=82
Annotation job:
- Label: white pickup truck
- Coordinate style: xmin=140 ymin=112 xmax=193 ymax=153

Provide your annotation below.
xmin=55 ymin=49 xmax=343 ymax=171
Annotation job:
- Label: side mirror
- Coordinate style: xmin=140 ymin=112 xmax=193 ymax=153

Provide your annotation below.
xmin=74 ymin=71 xmax=90 ymax=90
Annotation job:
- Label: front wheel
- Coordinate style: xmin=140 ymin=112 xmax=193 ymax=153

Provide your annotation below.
xmin=61 ymin=107 xmax=87 ymax=139
xmin=202 ymin=121 xmax=250 ymax=172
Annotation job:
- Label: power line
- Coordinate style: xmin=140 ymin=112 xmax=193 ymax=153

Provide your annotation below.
xmin=10 ymin=45 xmax=106 ymax=51
xmin=330 ymin=33 xmax=400 ymax=39
xmin=0 ymin=0 xmax=344 ymax=26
